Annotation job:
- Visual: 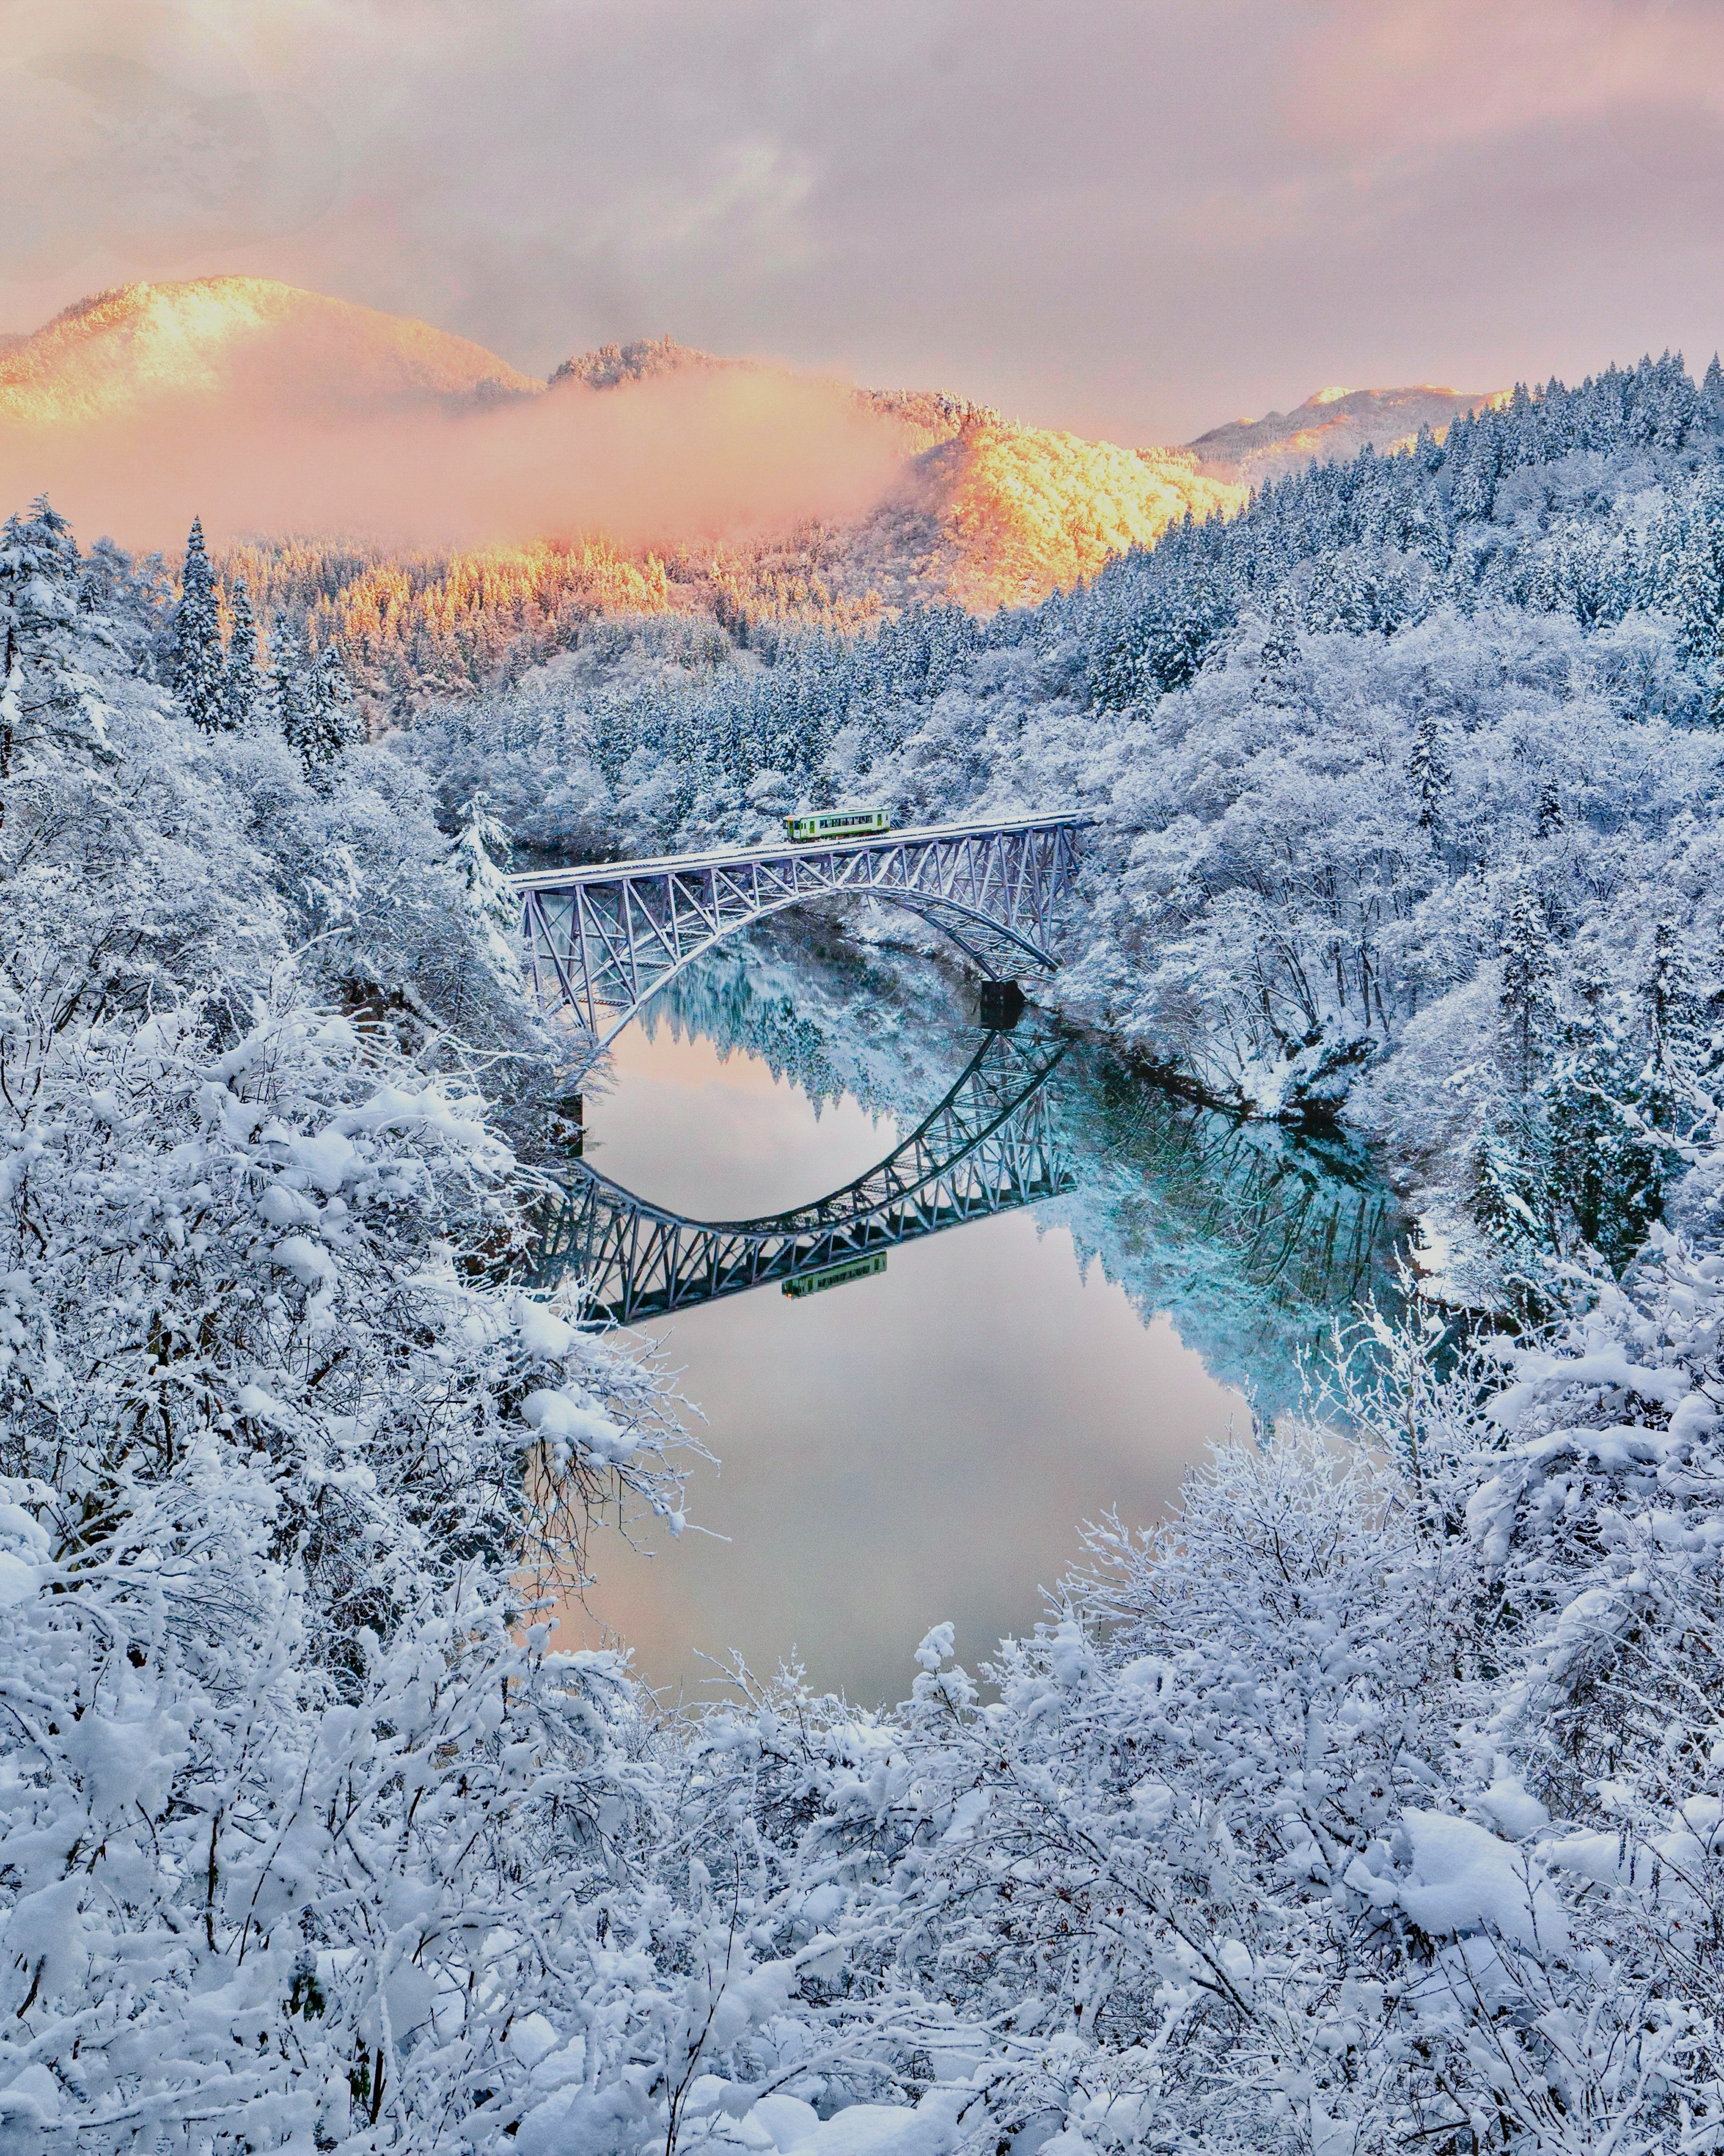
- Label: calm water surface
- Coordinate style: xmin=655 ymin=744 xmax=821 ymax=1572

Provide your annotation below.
xmin=547 ymin=939 xmax=1400 ymax=1706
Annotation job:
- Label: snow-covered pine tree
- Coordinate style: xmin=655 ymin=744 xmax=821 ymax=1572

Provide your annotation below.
xmin=1257 ymin=583 xmax=1301 ymax=674
xmin=1475 ymin=878 xmax=1560 ymax=1287
xmin=1407 ymin=709 xmax=1451 ymax=832
xmin=220 ymin=573 xmax=257 ymax=730
xmin=172 ymin=514 xmax=224 ymax=732
xmin=283 ymin=642 xmax=355 ymax=775
xmin=1705 ymin=351 xmax=1724 ymax=427
xmin=453 ymin=789 xmax=522 ymax=996
xmin=264 ymin=606 xmax=302 ymax=746
xmin=1498 ymin=875 xmax=1555 ymax=1097
xmin=1638 ymin=916 xmax=1705 ymax=1143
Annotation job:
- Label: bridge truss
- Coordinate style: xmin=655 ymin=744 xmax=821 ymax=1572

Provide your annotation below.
xmin=534 ymin=1027 xmax=1073 ymax=1323
xmin=513 ymin=811 xmax=1088 ymax=1054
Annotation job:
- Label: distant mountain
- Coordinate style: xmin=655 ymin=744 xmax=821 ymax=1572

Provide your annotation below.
xmin=1187 ymin=384 xmax=1505 ymax=485
xmin=0 ymin=282 xmax=1249 ymax=705
xmin=544 ymin=335 xmax=1243 ymax=610
xmin=549 ymin=335 xmax=749 ymax=392
xmin=0 ymin=278 xmax=542 ymax=427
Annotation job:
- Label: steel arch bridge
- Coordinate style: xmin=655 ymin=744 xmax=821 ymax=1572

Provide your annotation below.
xmin=512 ymin=811 xmax=1089 ymax=1054
xmin=533 ymin=1027 xmax=1073 ymax=1323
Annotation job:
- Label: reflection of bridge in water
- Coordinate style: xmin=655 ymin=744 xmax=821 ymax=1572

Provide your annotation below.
xmin=535 ymin=1029 xmax=1073 ymax=1323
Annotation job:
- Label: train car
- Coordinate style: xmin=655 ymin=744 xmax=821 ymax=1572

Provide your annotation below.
xmin=783 ymin=1252 xmax=887 ymax=1298
xmin=784 ymin=808 xmax=891 ymax=844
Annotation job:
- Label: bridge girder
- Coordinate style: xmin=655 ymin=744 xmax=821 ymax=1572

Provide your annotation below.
xmin=512 ymin=813 xmax=1088 ymax=1054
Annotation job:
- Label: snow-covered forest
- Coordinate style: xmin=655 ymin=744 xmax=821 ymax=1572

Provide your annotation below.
xmin=11 ymin=361 xmax=1724 ymax=2151
xmin=416 ymin=353 xmax=1724 ymax=1307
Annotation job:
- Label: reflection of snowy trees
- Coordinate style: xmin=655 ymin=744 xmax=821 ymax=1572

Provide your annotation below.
xmin=638 ymin=933 xmax=1401 ymax=1407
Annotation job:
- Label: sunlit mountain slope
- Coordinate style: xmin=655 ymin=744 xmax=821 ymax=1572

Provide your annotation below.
xmin=0 ymin=277 xmax=542 ymax=426
xmin=545 ymin=334 xmax=1243 ymax=608
xmin=0 ymin=281 xmax=1264 ymax=709
xmin=842 ymin=419 xmax=1244 ymax=610
xmin=1187 ymin=382 xmax=1505 ymax=483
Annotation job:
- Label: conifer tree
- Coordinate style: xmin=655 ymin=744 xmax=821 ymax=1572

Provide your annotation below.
xmin=1407 ymin=711 xmax=1450 ymax=833
xmin=264 ymin=608 xmax=302 ymax=750
xmin=1498 ymin=877 xmax=1555 ymax=1097
xmin=454 ymin=790 xmax=522 ymax=991
xmin=172 ymin=516 xmax=223 ymax=732
xmin=1640 ymin=917 xmax=1702 ymax=1135
xmin=220 ymin=574 xmax=257 ymax=731
xmin=1258 ymin=586 xmax=1300 ymax=673
xmin=1474 ymin=884 xmax=1561 ymax=1293
xmin=0 ymin=498 xmax=103 ymax=838
xmin=286 ymin=645 xmax=355 ymax=776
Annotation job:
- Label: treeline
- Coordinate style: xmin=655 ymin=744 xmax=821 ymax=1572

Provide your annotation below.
xmin=212 ymin=526 xmax=891 ymax=723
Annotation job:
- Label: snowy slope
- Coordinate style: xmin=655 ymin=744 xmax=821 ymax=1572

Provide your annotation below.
xmin=1188 ymin=381 xmax=1505 ymax=482
xmin=0 ymin=276 xmax=544 ymax=426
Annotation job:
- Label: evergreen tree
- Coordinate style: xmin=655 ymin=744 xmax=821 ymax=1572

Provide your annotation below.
xmin=287 ymin=645 xmax=356 ymax=776
xmin=1257 ymin=585 xmax=1300 ymax=674
xmin=453 ymin=790 xmax=521 ymax=992
xmin=263 ymin=608 xmax=302 ymax=749
xmin=1704 ymin=352 xmax=1724 ymax=426
xmin=1663 ymin=464 xmax=1724 ymax=675
xmin=172 ymin=516 xmax=223 ymax=732
xmin=0 ymin=497 xmax=106 ymax=842
xmin=1474 ymin=1095 xmax=1554 ymax=1293
xmin=220 ymin=574 xmax=257 ymax=731
xmin=1407 ymin=711 xmax=1450 ymax=833
xmin=1639 ymin=917 xmax=1703 ymax=1138
xmin=1498 ymin=877 xmax=1554 ymax=1095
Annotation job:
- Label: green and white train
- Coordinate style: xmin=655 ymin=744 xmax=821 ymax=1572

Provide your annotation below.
xmin=784 ymin=808 xmax=892 ymax=844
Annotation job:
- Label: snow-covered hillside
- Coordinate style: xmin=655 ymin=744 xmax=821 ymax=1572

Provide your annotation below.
xmin=13 ymin=354 xmax=1724 ymax=2149
xmin=416 ymin=353 xmax=1724 ymax=1306
xmin=1187 ymin=382 xmax=1504 ymax=484
xmin=0 ymin=278 xmax=544 ymax=425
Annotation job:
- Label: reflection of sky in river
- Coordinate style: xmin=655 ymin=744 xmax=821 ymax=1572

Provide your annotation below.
xmin=566 ymin=1019 xmax=1245 ymax=1708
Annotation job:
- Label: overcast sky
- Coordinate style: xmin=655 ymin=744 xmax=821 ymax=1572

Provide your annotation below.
xmin=2 ymin=0 xmax=1722 ymax=443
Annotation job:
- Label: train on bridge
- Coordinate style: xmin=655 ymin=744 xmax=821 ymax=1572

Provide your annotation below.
xmin=511 ymin=808 xmax=1091 ymax=1063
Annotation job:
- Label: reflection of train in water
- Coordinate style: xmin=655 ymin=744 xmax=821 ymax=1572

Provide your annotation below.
xmin=783 ymin=1252 xmax=887 ymax=1299
xmin=785 ymin=809 xmax=891 ymax=843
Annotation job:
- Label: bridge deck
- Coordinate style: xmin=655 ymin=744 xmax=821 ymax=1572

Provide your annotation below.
xmin=507 ymin=808 xmax=1093 ymax=891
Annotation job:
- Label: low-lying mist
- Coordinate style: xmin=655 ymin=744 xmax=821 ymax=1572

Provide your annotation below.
xmin=0 ymin=367 xmax=908 ymax=555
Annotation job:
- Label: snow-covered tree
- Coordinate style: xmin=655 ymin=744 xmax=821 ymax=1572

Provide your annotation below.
xmin=173 ymin=514 xmax=224 ymax=732
xmin=221 ymin=571 xmax=258 ymax=729
xmin=454 ymin=789 xmax=522 ymax=991
xmin=287 ymin=642 xmax=356 ymax=775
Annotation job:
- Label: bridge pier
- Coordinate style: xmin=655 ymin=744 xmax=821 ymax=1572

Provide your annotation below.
xmin=978 ymin=980 xmax=1026 ymax=1029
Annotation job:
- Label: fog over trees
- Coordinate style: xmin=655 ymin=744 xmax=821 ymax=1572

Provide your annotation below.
xmin=7 ymin=360 xmax=1724 ymax=2150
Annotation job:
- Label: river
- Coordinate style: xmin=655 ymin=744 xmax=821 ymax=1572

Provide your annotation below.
xmin=538 ymin=926 xmax=1403 ymax=1707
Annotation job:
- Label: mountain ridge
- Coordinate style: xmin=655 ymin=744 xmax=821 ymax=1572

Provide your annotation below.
xmin=1184 ymin=381 xmax=1508 ymax=483
xmin=0 ymin=277 xmax=543 ymax=427
xmin=0 ymin=277 xmax=1508 ymax=707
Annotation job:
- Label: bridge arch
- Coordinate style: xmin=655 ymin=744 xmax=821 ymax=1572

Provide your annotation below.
xmin=513 ymin=812 xmax=1088 ymax=1058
